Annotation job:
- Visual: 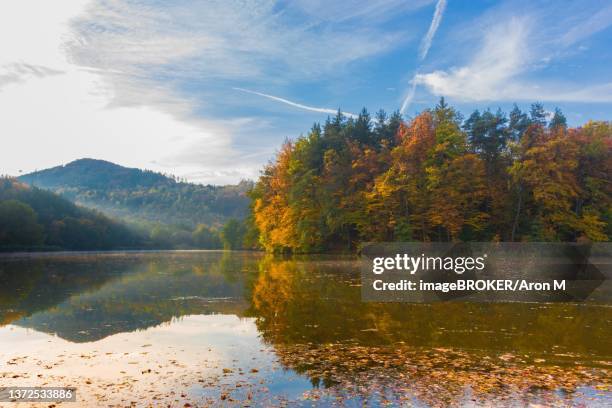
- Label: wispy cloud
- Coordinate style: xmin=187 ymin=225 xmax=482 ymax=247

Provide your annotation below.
xmin=55 ymin=0 xmax=418 ymax=181
xmin=560 ymin=4 xmax=612 ymax=46
xmin=400 ymin=0 xmax=447 ymax=114
xmin=0 ymin=63 xmax=63 ymax=89
xmin=414 ymin=14 xmax=612 ymax=103
xmin=293 ymin=0 xmax=434 ymax=23
xmin=66 ymin=0 xmax=409 ymax=84
xmin=415 ymin=17 xmax=530 ymax=101
xmin=406 ymin=0 xmax=612 ymax=105
xmin=233 ymin=87 xmax=358 ymax=118
xmin=419 ymin=0 xmax=447 ymax=61
xmin=3 ymin=0 xmax=421 ymax=183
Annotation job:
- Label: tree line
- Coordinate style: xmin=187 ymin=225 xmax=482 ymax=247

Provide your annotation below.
xmin=0 ymin=178 xmax=245 ymax=251
xmin=0 ymin=177 xmax=141 ymax=250
xmin=245 ymin=99 xmax=611 ymax=253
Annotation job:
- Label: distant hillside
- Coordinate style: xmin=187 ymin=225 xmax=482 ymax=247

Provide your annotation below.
xmin=19 ymin=159 xmax=252 ymax=228
xmin=0 ymin=177 xmax=143 ymax=250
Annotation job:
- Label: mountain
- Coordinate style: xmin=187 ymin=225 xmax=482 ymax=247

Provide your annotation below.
xmin=0 ymin=177 xmax=143 ymax=250
xmin=19 ymin=159 xmax=252 ymax=228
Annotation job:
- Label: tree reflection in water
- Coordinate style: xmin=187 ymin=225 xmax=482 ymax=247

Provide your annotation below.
xmin=248 ymin=255 xmax=611 ymax=405
xmin=0 ymin=252 xmax=609 ymax=406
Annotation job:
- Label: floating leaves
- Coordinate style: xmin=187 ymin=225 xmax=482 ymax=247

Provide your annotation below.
xmin=272 ymin=342 xmax=611 ymax=406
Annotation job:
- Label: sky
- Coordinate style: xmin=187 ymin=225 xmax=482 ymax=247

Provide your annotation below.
xmin=1 ymin=0 xmax=611 ymax=185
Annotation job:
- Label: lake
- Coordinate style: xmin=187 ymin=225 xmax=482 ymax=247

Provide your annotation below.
xmin=0 ymin=251 xmax=610 ymax=406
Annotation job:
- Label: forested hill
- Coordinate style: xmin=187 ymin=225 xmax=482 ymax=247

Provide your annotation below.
xmin=19 ymin=159 xmax=252 ymax=228
xmin=0 ymin=178 xmax=142 ymax=250
xmin=246 ymin=101 xmax=611 ymax=253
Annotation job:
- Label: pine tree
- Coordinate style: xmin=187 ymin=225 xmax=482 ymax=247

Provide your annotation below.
xmin=548 ymin=108 xmax=567 ymax=130
xmin=529 ymin=102 xmax=547 ymax=126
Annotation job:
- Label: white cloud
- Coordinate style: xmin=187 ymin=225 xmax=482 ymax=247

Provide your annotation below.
xmin=409 ymin=0 xmax=612 ymax=105
xmin=415 ymin=17 xmax=530 ymax=101
xmin=413 ymin=15 xmax=612 ymax=103
xmin=66 ymin=0 xmax=408 ymax=83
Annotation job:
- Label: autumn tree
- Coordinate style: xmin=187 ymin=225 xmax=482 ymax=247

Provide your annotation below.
xmin=571 ymin=121 xmax=611 ymax=240
xmin=251 ymin=141 xmax=299 ymax=252
xmin=426 ymin=99 xmax=488 ymax=240
xmin=248 ymin=101 xmax=609 ymax=252
xmin=369 ymin=112 xmax=436 ymax=241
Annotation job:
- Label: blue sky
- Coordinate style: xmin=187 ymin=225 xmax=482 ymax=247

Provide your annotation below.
xmin=1 ymin=0 xmax=611 ymax=184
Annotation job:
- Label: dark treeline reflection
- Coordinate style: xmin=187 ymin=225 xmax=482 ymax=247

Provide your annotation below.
xmin=0 ymin=252 xmax=609 ymax=361
xmin=247 ymin=256 xmax=611 ymax=361
xmin=0 ymin=252 xmax=253 ymax=341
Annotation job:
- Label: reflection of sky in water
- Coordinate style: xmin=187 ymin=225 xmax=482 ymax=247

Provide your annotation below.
xmin=1 ymin=314 xmax=264 ymax=375
xmin=0 ymin=314 xmax=313 ymax=404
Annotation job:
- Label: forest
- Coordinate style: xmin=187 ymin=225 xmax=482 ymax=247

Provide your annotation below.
xmin=0 ymin=178 xmax=142 ymax=250
xmin=0 ymin=178 xmax=243 ymax=251
xmin=12 ymin=158 xmax=251 ymax=250
xmin=19 ymin=158 xmax=251 ymax=228
xmin=245 ymin=99 xmax=611 ymax=253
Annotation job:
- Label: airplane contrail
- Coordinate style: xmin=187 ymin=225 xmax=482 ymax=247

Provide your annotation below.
xmin=400 ymin=79 xmax=418 ymax=115
xmin=233 ymin=87 xmax=358 ymax=119
xmin=401 ymin=0 xmax=448 ymax=114
xmin=419 ymin=0 xmax=447 ymax=61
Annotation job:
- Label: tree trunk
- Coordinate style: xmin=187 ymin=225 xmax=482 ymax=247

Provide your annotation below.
xmin=511 ymin=185 xmax=522 ymax=242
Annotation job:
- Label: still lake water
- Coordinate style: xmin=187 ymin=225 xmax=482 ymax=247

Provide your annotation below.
xmin=0 ymin=251 xmax=609 ymax=407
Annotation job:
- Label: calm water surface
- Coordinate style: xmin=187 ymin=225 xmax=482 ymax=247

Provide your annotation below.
xmin=0 ymin=251 xmax=610 ymax=406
